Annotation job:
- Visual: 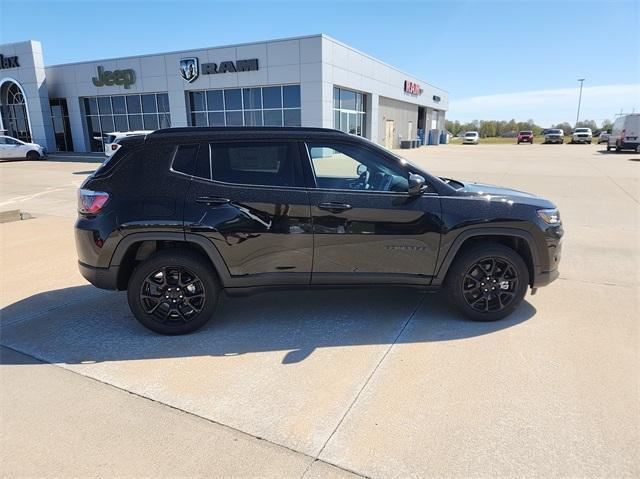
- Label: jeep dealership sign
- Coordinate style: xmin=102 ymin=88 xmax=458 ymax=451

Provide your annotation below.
xmin=92 ymin=66 xmax=136 ymax=89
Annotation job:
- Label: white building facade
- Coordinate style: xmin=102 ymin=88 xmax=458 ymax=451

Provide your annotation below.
xmin=0 ymin=35 xmax=448 ymax=153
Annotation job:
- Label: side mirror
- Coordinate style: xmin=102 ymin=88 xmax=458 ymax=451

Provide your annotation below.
xmin=408 ymin=173 xmax=426 ymax=196
xmin=356 ymin=164 xmax=367 ymax=176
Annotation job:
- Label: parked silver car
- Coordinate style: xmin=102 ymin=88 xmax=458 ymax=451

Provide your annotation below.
xmin=544 ymin=129 xmax=565 ymax=144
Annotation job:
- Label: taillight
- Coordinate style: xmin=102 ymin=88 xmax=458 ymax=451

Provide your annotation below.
xmin=111 ymin=144 xmax=119 ymax=151
xmin=78 ymin=189 xmax=110 ymax=214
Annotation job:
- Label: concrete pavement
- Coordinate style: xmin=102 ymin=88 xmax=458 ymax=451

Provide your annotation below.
xmin=1 ymin=143 xmax=638 ymax=477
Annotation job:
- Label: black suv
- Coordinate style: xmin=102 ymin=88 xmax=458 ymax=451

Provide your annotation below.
xmin=76 ymin=127 xmax=563 ymax=335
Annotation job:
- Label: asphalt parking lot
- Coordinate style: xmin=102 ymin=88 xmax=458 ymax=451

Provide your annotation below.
xmin=1 ymin=144 xmax=639 ymax=477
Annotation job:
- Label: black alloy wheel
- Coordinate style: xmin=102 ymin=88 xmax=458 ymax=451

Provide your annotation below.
xmin=26 ymin=150 xmax=40 ymax=160
xmin=461 ymin=257 xmax=518 ymax=313
xmin=127 ymin=249 xmax=219 ymax=334
xmin=446 ymin=243 xmax=528 ymax=321
xmin=140 ymin=266 xmax=206 ymax=322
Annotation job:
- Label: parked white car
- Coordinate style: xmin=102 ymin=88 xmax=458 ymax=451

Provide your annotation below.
xmin=104 ymin=130 xmax=153 ymax=157
xmin=571 ymin=128 xmax=592 ymax=144
xmin=463 ymin=131 xmax=479 ymax=144
xmin=0 ymin=135 xmax=47 ymax=160
xmin=607 ymin=114 xmax=640 ymax=153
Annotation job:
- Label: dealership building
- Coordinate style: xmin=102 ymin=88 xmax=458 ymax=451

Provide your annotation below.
xmin=0 ymin=35 xmax=448 ymax=153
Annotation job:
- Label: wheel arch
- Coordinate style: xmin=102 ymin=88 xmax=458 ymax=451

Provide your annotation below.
xmin=110 ymin=232 xmax=231 ymax=290
xmin=433 ymin=228 xmax=539 ymax=287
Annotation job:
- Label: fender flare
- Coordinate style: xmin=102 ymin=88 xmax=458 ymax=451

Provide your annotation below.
xmin=431 ymin=227 xmax=540 ymax=286
xmin=109 ymin=232 xmax=232 ymax=286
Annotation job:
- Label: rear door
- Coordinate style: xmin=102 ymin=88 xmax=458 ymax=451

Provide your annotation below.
xmin=183 ymin=138 xmax=313 ymax=286
xmin=303 ymin=140 xmax=442 ymax=285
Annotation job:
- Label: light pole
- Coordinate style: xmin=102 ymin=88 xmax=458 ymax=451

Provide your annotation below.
xmin=575 ymin=78 xmax=585 ymax=127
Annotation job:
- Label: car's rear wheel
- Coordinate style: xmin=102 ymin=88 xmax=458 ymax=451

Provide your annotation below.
xmin=446 ymin=244 xmax=529 ymax=322
xmin=127 ymin=249 xmax=220 ymax=335
xmin=26 ymin=150 xmax=40 ymax=160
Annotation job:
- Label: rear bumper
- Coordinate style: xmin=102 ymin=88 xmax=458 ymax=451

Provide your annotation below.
xmin=78 ymin=261 xmax=119 ymax=290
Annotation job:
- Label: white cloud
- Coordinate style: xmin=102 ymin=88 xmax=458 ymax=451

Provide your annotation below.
xmin=449 ymin=84 xmax=640 ymax=126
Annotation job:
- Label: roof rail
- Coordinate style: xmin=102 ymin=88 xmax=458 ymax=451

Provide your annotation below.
xmin=148 ymin=126 xmax=348 ymax=136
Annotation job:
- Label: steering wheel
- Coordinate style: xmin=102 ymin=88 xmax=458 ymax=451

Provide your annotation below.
xmin=351 ymin=169 xmax=370 ymax=190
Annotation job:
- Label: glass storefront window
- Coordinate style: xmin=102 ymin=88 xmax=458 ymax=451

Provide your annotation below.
xmin=333 ymin=87 xmax=366 ymax=137
xmin=82 ymin=92 xmax=171 ymax=151
xmin=187 ymin=84 xmax=301 ymax=128
xmin=49 ymin=98 xmax=73 ymax=151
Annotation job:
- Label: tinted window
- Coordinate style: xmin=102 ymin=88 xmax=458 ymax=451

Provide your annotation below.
xmin=307 ymin=141 xmax=409 ymax=193
xmin=282 ymin=85 xmax=301 ymax=108
xmin=171 ymin=144 xmax=200 ymax=176
xmin=209 ymin=142 xmax=301 ymax=187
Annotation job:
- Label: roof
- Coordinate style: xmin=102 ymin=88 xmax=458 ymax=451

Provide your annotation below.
xmin=147 ymin=126 xmax=350 ymax=139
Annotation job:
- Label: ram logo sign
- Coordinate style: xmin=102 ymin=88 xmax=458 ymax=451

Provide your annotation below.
xmin=404 ymin=80 xmax=423 ymax=96
xmin=179 ymin=57 xmax=199 ymax=83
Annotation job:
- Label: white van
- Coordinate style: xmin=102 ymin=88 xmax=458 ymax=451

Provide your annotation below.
xmin=607 ymin=114 xmax=640 ymax=152
xmin=104 ymin=130 xmax=153 ymax=157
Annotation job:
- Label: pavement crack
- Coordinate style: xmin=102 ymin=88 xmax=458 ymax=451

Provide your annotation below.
xmin=315 ymin=294 xmax=427 ymax=460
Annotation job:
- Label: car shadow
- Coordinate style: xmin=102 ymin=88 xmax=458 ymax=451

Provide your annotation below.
xmin=0 ymin=285 xmax=536 ymax=365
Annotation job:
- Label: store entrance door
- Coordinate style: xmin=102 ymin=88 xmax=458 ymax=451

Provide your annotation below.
xmin=384 ymin=120 xmax=394 ymax=149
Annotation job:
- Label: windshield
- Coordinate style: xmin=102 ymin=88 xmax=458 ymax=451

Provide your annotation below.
xmin=465 ymin=132 xmax=477 ymax=137
xmin=575 ymin=128 xmax=589 ymax=133
xmin=547 ymin=130 xmax=563 ymax=135
xmin=519 ymin=131 xmax=532 ymax=135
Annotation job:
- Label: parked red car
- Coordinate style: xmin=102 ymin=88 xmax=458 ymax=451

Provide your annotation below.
xmin=517 ymin=130 xmax=534 ymax=144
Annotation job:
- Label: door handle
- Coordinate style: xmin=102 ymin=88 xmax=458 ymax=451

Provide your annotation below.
xmin=196 ymin=196 xmax=230 ymax=206
xmin=317 ymin=202 xmax=352 ymax=213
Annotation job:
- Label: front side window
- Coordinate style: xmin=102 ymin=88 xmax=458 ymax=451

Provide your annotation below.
xmin=208 ymin=142 xmax=301 ymax=188
xmin=307 ymin=142 xmax=408 ymax=193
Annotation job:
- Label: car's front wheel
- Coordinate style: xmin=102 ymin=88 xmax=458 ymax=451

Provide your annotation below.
xmin=26 ymin=150 xmax=41 ymax=160
xmin=446 ymin=244 xmax=529 ymax=321
xmin=127 ymin=249 xmax=220 ymax=335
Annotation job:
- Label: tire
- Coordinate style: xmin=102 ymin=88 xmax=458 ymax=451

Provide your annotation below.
xmin=26 ymin=150 xmax=40 ymax=160
xmin=607 ymin=145 xmax=611 ymax=151
xmin=445 ymin=243 xmax=529 ymax=322
xmin=616 ymin=142 xmax=622 ymax=153
xmin=127 ymin=249 xmax=220 ymax=335
xmin=561 ymin=140 xmax=564 ymax=144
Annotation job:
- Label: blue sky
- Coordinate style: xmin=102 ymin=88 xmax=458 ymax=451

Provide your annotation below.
xmin=1 ymin=0 xmax=638 ymax=125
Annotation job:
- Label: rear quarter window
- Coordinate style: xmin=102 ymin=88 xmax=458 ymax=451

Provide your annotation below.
xmin=171 ymin=144 xmax=200 ymax=176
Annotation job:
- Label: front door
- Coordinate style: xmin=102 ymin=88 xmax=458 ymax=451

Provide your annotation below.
xmin=183 ymin=139 xmax=313 ymax=286
xmin=385 ymin=120 xmax=394 ymax=149
xmin=305 ymin=140 xmax=442 ymax=285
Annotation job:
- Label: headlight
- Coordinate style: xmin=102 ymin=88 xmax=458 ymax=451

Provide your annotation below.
xmin=537 ymin=208 xmax=561 ymax=224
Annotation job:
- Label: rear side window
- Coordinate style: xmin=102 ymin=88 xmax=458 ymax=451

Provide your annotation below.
xmin=207 ymin=142 xmax=302 ymax=188
xmin=171 ymin=144 xmax=200 ymax=176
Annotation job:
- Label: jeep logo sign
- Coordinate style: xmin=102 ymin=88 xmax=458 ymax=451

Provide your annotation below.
xmin=404 ymin=80 xmax=422 ymax=96
xmin=0 ymin=54 xmax=20 ymax=70
xmin=92 ymin=66 xmax=136 ymax=89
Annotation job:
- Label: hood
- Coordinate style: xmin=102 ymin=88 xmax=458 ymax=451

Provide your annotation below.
xmin=453 ymin=180 xmax=556 ymax=208
xmin=24 ymin=142 xmax=42 ymax=149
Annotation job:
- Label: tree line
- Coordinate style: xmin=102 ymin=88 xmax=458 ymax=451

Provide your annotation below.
xmin=445 ymin=119 xmax=613 ymax=137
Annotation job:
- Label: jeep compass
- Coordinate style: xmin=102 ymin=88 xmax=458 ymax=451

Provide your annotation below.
xmin=76 ymin=127 xmax=563 ymax=335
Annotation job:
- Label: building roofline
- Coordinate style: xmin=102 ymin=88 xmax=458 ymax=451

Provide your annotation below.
xmin=318 ymin=34 xmax=448 ymax=94
xmin=44 ymin=34 xmax=325 ymax=68
xmin=39 ymin=33 xmax=447 ymax=94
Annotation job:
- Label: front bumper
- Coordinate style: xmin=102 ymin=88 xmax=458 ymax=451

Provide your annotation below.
xmin=572 ymin=137 xmax=592 ymax=143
